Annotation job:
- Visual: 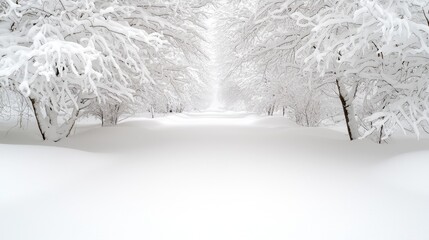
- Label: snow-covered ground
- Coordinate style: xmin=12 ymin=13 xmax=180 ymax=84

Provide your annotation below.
xmin=1 ymin=112 xmax=429 ymax=240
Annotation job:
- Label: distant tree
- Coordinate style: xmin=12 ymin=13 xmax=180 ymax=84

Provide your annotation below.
xmin=89 ymin=0 xmax=213 ymax=125
xmin=218 ymin=0 xmax=332 ymax=125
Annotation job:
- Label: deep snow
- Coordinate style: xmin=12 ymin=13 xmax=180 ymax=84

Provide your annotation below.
xmin=1 ymin=112 xmax=429 ymax=240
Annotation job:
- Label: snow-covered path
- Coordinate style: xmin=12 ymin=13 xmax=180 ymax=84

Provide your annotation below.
xmin=1 ymin=112 xmax=429 ymax=240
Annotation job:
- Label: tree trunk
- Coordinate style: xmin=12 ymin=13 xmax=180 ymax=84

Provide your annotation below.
xmin=30 ymin=98 xmax=47 ymax=141
xmin=102 ymin=113 xmax=118 ymax=126
xmin=378 ymin=125 xmax=384 ymax=144
xmin=336 ymin=79 xmax=359 ymax=141
xmin=101 ymin=104 xmax=120 ymax=126
xmin=30 ymin=97 xmax=79 ymax=142
xmin=268 ymin=104 xmax=275 ymax=116
xmin=150 ymin=105 xmax=155 ymax=118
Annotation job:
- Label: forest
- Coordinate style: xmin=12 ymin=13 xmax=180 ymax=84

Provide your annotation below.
xmin=1 ymin=0 xmax=429 ymax=142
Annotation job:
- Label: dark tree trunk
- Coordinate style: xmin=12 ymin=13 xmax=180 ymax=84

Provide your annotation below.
xmin=335 ymin=79 xmax=359 ymax=141
xmin=30 ymin=97 xmax=80 ymax=141
xmin=268 ymin=104 xmax=275 ymax=116
xmin=30 ymin=98 xmax=47 ymax=141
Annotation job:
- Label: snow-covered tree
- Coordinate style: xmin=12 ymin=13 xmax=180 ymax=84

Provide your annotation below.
xmin=218 ymin=0 xmax=332 ymax=125
xmin=353 ymin=0 xmax=429 ymax=141
xmin=0 ymin=0 xmax=164 ymax=141
xmin=219 ymin=0 xmax=429 ymax=142
xmin=293 ymin=0 xmax=429 ymax=141
xmin=88 ymin=0 xmax=213 ymax=125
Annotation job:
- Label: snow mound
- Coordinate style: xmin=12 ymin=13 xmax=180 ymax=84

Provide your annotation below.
xmin=372 ymin=151 xmax=429 ymax=196
xmin=0 ymin=145 xmax=102 ymax=205
xmin=1 ymin=112 xmax=429 ymax=240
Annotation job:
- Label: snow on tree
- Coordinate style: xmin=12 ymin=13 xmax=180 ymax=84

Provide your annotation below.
xmin=216 ymin=1 xmax=271 ymax=113
xmin=352 ymin=0 xmax=429 ymax=141
xmin=2 ymin=0 xmax=429 ymax=143
xmin=292 ymin=0 xmax=429 ymax=141
xmin=88 ymin=0 xmax=213 ymax=125
xmin=288 ymin=0 xmax=366 ymax=140
xmin=131 ymin=0 xmax=213 ymax=111
xmin=0 ymin=0 xmax=164 ymax=141
xmin=218 ymin=0 xmax=333 ymax=125
xmin=280 ymin=0 xmax=429 ymax=141
xmin=218 ymin=0 xmax=429 ymax=141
